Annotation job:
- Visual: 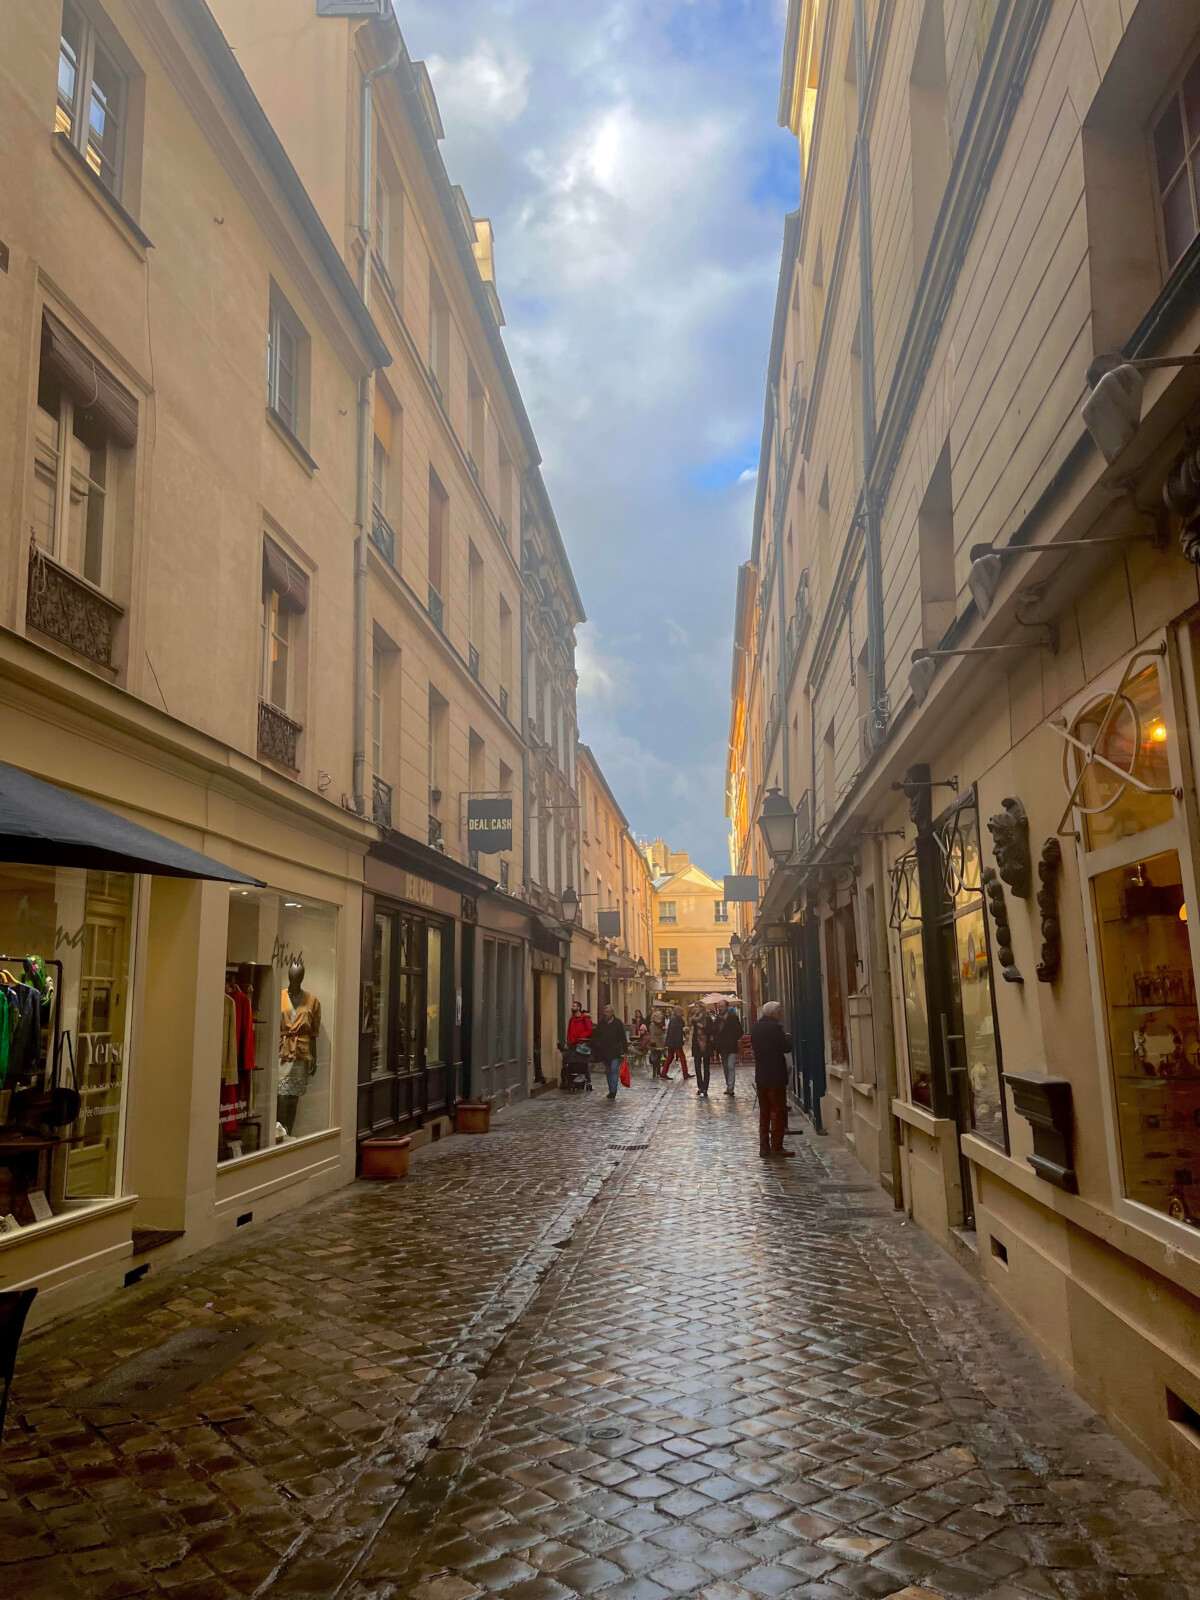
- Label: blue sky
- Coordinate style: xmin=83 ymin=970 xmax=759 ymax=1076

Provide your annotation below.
xmin=400 ymin=0 xmax=795 ymax=875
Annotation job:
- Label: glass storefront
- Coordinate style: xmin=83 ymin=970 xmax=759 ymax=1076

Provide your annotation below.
xmin=0 ymin=864 xmax=136 ymax=1230
xmin=358 ymin=905 xmax=452 ymax=1137
xmin=893 ymin=855 xmax=933 ymax=1108
xmin=219 ymin=888 xmax=337 ymax=1161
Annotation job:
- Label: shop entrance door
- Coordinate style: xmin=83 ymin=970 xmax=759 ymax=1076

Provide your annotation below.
xmin=358 ymin=907 xmax=450 ymax=1136
xmin=930 ymin=796 xmax=1007 ymax=1226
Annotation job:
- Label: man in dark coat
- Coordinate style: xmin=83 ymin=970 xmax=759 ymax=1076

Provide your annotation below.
xmin=660 ymin=1006 xmax=690 ymax=1080
xmin=750 ymin=1001 xmax=793 ymax=1157
xmin=591 ymin=1004 xmax=628 ymax=1100
xmin=714 ymin=1000 xmax=743 ymax=1096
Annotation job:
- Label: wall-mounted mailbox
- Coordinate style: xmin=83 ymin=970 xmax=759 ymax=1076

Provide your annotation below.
xmin=1004 ymin=1072 xmax=1077 ymax=1193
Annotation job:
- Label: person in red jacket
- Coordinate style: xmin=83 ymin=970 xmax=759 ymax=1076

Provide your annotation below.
xmin=566 ymin=1000 xmax=593 ymax=1046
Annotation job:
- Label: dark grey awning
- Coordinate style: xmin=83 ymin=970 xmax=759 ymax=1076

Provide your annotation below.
xmin=0 ymin=762 xmax=264 ymax=884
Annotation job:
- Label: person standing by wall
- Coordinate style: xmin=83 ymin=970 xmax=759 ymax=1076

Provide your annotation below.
xmin=714 ymin=998 xmax=742 ymax=1097
xmin=592 ymin=1004 xmax=628 ymax=1100
xmin=751 ymin=1001 xmax=793 ymax=1157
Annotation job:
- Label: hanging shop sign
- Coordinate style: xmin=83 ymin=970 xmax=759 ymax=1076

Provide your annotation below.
xmin=723 ymin=875 xmax=760 ymax=903
xmin=466 ymin=797 xmax=513 ymax=854
xmin=597 ymin=909 xmax=621 ymax=938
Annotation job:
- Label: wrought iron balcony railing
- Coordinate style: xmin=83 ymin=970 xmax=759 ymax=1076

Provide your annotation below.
xmin=428 ymin=583 xmax=444 ymax=632
xmin=258 ymin=699 xmax=302 ymax=770
xmin=370 ymin=505 xmax=396 ymax=564
xmin=27 ymin=543 xmax=123 ymax=671
xmin=372 ymin=775 xmax=393 ymax=830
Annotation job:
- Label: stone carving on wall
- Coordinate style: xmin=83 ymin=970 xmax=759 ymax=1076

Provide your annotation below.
xmin=986 ymin=796 xmax=1031 ymax=898
xmin=982 ymin=867 xmax=1022 ymax=984
xmin=1036 ymin=837 xmax=1062 ymax=983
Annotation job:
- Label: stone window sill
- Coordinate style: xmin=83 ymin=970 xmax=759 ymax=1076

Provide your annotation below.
xmin=266 ymin=406 xmax=318 ymax=474
xmin=52 ymin=133 xmax=152 ymax=258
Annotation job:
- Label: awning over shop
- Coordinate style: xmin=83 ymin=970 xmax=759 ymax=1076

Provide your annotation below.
xmin=0 ymin=762 xmax=264 ymax=883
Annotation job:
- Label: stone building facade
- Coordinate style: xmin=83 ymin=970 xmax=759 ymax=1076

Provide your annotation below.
xmin=574 ymin=747 xmax=655 ymax=1022
xmin=729 ymin=0 xmax=1200 ymax=1508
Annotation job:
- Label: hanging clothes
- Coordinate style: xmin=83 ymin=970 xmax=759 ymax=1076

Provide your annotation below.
xmin=278 ymin=989 xmax=320 ymax=1097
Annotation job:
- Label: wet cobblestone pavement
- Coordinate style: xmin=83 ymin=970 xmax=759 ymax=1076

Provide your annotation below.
xmin=4 ymin=1080 xmax=1199 ymax=1599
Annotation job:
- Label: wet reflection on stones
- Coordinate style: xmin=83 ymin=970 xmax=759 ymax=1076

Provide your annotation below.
xmin=4 ymin=1083 xmax=1199 ymax=1598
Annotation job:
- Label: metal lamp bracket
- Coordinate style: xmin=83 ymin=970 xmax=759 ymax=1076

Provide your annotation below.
xmin=892 ymin=776 xmax=958 ymax=795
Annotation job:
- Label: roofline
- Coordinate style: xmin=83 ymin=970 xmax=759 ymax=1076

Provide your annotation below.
xmin=576 ymin=741 xmax=630 ymax=833
xmin=384 ymin=30 xmax=544 ymax=470
xmin=182 ymin=1 xmax=390 ymax=370
xmin=749 ymin=209 xmax=802 ymax=555
xmin=778 ymin=0 xmax=804 ymax=126
xmin=527 ymin=467 xmax=587 ymax=623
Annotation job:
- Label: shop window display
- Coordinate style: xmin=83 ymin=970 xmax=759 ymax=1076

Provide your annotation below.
xmin=0 ymin=864 xmax=135 ymax=1232
xmin=219 ymin=890 xmax=336 ymax=1161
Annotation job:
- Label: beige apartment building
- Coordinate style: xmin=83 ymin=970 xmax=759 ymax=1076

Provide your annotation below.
xmin=648 ymin=843 xmax=737 ymax=1007
xmin=0 ymin=0 xmax=388 ymax=1322
xmin=730 ymin=0 xmax=1200 ymax=1507
xmin=208 ymin=1 xmax=586 ymax=1121
xmin=574 ymin=747 xmax=655 ymax=1022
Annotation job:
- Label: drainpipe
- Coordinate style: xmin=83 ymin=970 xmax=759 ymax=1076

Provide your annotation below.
xmin=352 ymin=22 xmax=404 ymax=815
xmin=853 ymin=0 xmax=886 ymax=748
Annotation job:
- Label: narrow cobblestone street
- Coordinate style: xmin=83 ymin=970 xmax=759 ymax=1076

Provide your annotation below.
xmin=4 ymin=1079 xmax=1199 ymax=1600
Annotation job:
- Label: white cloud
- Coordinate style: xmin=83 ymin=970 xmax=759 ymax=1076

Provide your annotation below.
xmin=426 ymin=41 xmax=531 ymax=128
xmin=738 ymin=466 xmax=758 ymax=484
xmin=396 ymin=1 xmax=792 ymax=864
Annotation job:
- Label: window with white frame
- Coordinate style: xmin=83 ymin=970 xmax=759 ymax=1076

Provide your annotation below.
xmin=1152 ymin=48 xmax=1200 ymax=272
xmin=267 ymin=284 xmax=309 ymax=442
xmin=371 ymin=641 xmax=384 ymax=775
xmin=715 ymin=947 xmax=731 ymax=973
xmin=659 ymin=948 xmax=679 ymax=975
xmin=714 ymin=900 xmax=729 ymax=923
xmin=260 ymin=540 xmax=307 ymax=717
xmin=56 ymin=0 xmax=128 ymax=197
xmin=658 ymin=900 xmax=677 ymax=924
xmin=33 ymin=312 xmax=136 ymax=592
xmin=1061 ymin=632 xmax=1200 ymax=1242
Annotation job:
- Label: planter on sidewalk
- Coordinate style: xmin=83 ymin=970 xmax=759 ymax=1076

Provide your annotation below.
xmin=455 ymin=1100 xmax=491 ymax=1136
xmin=359 ymin=1136 xmax=412 ymax=1180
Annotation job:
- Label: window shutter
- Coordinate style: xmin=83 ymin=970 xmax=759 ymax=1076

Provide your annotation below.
xmin=262 ymin=539 xmax=309 ymax=614
xmin=41 ymin=311 xmax=138 ymax=448
xmin=373 ymin=387 xmax=393 ymax=454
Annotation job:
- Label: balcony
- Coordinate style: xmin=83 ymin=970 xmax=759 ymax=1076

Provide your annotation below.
xmin=499 ymin=859 xmax=510 ymax=890
xmin=469 ymin=642 xmax=480 ymax=679
xmin=27 ymin=545 xmax=123 ymax=671
xmin=428 ymin=813 xmax=445 ymax=850
xmin=372 ymin=775 xmax=393 ymax=830
xmin=428 ymin=583 xmax=444 ymax=632
xmin=370 ymin=505 xmax=396 ymax=564
xmin=257 ymin=700 xmax=302 ymax=770
xmin=499 ymin=685 xmax=509 ymax=718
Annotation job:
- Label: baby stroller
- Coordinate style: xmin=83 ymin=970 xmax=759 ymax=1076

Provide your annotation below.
xmin=559 ymin=1041 xmax=594 ymax=1093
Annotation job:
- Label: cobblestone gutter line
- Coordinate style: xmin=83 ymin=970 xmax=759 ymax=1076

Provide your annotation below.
xmin=0 ymin=1086 xmax=671 ymax=1600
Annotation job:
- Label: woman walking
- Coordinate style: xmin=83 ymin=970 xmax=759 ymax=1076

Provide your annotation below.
xmin=660 ymin=1007 xmax=690 ymax=1080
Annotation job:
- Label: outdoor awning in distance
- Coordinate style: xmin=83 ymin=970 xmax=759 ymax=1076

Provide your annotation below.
xmin=0 ymin=761 xmax=265 ymax=884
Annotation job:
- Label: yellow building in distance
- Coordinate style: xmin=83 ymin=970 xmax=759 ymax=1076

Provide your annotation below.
xmin=645 ymin=842 xmax=736 ymax=1008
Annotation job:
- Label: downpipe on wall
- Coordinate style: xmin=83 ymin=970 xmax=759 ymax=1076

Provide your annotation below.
xmin=352 ymin=22 xmax=403 ymax=816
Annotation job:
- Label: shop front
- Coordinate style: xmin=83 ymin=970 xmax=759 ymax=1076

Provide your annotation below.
xmin=530 ymin=924 xmax=566 ymax=1091
xmin=570 ymin=927 xmax=598 ymax=1015
xmin=358 ymin=835 xmax=482 ymax=1146
xmin=0 ymin=716 xmax=372 ymax=1328
xmin=468 ymin=893 xmax=534 ymax=1104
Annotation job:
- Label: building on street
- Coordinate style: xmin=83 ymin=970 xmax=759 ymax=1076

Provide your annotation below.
xmin=573 ymin=745 xmax=655 ymax=1021
xmin=647 ymin=842 xmax=737 ymax=1008
xmin=0 ymin=0 xmax=386 ymax=1321
xmin=729 ymin=0 xmax=1200 ymax=1510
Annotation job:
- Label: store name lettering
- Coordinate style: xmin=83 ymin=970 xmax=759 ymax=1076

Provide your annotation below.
xmin=271 ymin=939 xmax=305 ymax=971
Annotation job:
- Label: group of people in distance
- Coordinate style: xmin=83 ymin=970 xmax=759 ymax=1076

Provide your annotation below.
xmin=563 ymin=995 xmax=796 ymax=1158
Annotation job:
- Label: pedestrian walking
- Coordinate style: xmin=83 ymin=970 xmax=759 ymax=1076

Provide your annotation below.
xmin=628 ymin=1012 xmax=650 ymax=1074
xmin=647 ymin=1008 xmax=666 ymax=1077
xmin=691 ymin=1012 xmax=714 ymax=1098
xmin=592 ymin=1003 xmax=628 ymax=1100
xmin=713 ymin=999 xmax=742 ymax=1096
xmin=566 ymin=1000 xmax=593 ymax=1047
xmin=751 ymin=1000 xmax=794 ymax=1158
xmin=660 ymin=1006 xmax=690 ymax=1080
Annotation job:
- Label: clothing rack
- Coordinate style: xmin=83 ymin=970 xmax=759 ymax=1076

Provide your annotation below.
xmin=0 ymin=957 xmax=65 ymax=1092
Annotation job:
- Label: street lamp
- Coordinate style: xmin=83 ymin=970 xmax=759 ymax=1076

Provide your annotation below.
xmin=561 ymin=885 xmax=580 ymax=921
xmin=758 ymin=786 xmax=797 ymax=865
xmin=1082 ymin=352 xmax=1200 ymax=464
xmin=729 ymin=932 xmax=742 ymax=959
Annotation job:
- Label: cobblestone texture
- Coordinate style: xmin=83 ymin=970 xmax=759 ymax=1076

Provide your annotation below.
xmin=4 ymin=1079 xmax=1199 ymax=1599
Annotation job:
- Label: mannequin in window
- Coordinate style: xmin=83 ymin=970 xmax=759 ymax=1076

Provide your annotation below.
xmin=277 ymin=957 xmax=321 ymax=1136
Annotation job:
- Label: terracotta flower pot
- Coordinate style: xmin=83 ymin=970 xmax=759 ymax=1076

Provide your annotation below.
xmin=359 ymin=1136 xmax=412 ymax=1180
xmin=455 ymin=1100 xmax=491 ymax=1135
